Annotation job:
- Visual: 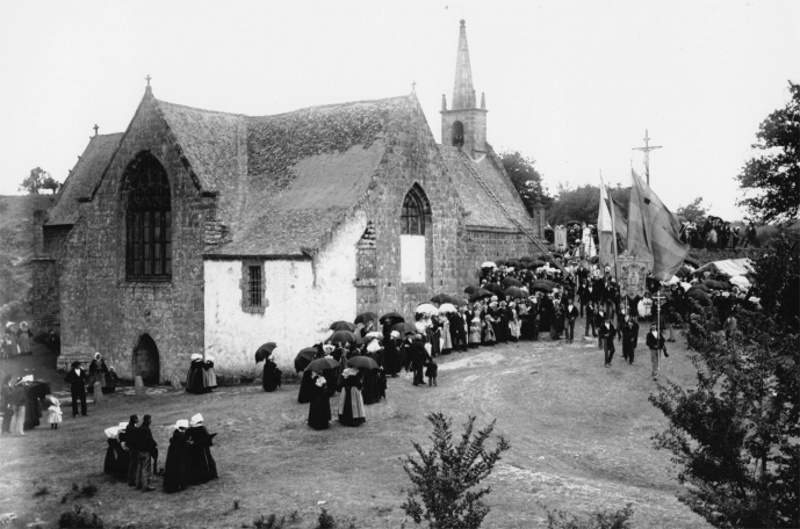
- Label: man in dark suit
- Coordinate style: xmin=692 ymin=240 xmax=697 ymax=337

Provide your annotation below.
xmin=564 ymin=299 xmax=580 ymax=343
xmin=64 ymin=361 xmax=88 ymax=417
xmin=598 ymin=317 xmax=617 ymax=367
xmin=646 ymin=324 xmax=666 ymax=380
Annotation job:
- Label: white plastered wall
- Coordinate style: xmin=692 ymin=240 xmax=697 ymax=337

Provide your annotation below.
xmin=204 ymin=211 xmax=366 ymax=373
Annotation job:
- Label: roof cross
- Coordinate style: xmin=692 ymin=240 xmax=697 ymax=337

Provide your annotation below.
xmin=93 ymin=124 xmax=99 ymax=136
xmin=632 ymin=129 xmax=662 ymax=184
xmin=145 ymin=74 xmax=152 ymax=87
xmin=411 ymin=81 xmax=416 ymax=93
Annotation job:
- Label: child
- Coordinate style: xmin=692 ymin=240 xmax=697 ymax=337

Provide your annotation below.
xmin=46 ymin=394 xmax=62 ymax=429
xmin=425 ymin=358 xmax=438 ymax=387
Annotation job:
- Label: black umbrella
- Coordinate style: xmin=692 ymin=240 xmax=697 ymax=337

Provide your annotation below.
xmin=430 ymin=293 xmax=455 ymax=305
xmin=503 ymin=287 xmax=528 ymax=299
xmin=390 ymin=322 xmax=417 ymax=336
xmin=686 ymin=290 xmax=711 ymax=306
xmin=354 ymin=312 xmax=378 ymax=325
xmin=506 ymin=259 xmax=521 ymax=268
xmin=328 ymin=330 xmax=357 ymax=344
xmin=485 ymin=282 xmax=504 ymax=295
xmin=519 ymin=256 xmax=534 ymax=262
xmin=526 ymin=260 xmax=546 ymax=269
xmin=469 ymin=289 xmax=493 ymax=302
xmin=380 ymin=312 xmax=405 ymax=326
xmin=683 ymin=257 xmax=700 ymax=268
xmin=294 ymin=347 xmax=318 ymax=373
xmin=704 ymin=280 xmax=730 ymax=290
xmin=530 ymin=282 xmax=554 ymax=293
xmin=346 ymin=356 xmax=379 ymax=369
xmin=496 ymin=259 xmax=507 ymax=266
xmin=688 ymin=283 xmax=709 ymax=292
xmin=501 ymin=277 xmax=523 ymax=287
xmin=330 ymin=321 xmax=356 ymax=332
xmin=463 ymin=285 xmax=481 ymax=295
xmin=305 ymin=357 xmax=340 ymax=372
xmin=255 ymin=342 xmax=277 ymax=363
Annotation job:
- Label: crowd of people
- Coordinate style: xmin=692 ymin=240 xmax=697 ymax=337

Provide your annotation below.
xmin=103 ymin=412 xmax=217 ymax=493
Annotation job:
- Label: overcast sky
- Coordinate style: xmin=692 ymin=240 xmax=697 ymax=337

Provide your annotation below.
xmin=1 ymin=1 xmax=798 ymax=220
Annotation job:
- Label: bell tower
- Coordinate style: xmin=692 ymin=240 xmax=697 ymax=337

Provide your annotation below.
xmin=440 ymin=20 xmax=487 ymax=159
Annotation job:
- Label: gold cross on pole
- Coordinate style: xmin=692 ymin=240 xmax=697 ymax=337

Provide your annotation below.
xmin=632 ymin=129 xmax=662 ymax=185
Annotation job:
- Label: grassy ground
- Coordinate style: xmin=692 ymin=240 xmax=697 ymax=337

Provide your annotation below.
xmin=0 ymin=330 xmax=710 ymax=529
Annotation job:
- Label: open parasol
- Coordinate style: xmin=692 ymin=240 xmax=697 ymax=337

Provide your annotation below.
xmin=330 ymin=321 xmax=356 ymax=332
xmin=346 ymin=356 xmax=379 ymax=370
xmin=255 ymin=342 xmax=277 ymax=363
xmin=328 ymin=330 xmax=357 ymax=344
xmin=294 ymin=347 xmax=318 ymax=373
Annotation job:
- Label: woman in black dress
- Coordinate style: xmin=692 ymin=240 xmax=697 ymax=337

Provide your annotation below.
xmin=186 ymin=414 xmax=218 ymax=484
xmin=163 ymin=419 xmax=190 ymax=493
xmin=262 ymin=353 xmax=282 ymax=392
xmin=337 ymin=368 xmax=366 ymax=427
xmin=307 ymin=372 xmax=331 ymax=430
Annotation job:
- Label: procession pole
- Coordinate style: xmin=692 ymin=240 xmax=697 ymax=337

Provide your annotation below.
xmin=605 ymin=175 xmax=621 ymax=322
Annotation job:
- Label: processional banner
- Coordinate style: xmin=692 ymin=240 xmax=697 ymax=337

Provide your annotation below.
xmin=616 ymin=256 xmax=650 ymax=299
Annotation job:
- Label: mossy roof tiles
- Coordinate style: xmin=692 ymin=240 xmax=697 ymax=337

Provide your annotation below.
xmin=46 ymin=133 xmax=123 ymax=226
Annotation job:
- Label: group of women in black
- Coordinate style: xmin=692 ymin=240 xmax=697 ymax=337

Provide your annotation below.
xmin=103 ymin=413 xmax=217 ymax=494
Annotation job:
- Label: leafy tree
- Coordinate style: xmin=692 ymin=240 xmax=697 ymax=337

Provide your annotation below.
xmin=19 ymin=167 xmax=60 ymax=195
xmin=676 ymin=197 xmax=710 ymax=224
xmin=649 ymin=233 xmax=800 ymax=528
xmin=499 ymin=150 xmax=552 ymax=214
xmin=547 ymin=183 xmax=629 ymax=226
xmin=735 ymin=81 xmax=799 ymax=223
xmin=401 ymin=413 xmax=510 ymax=529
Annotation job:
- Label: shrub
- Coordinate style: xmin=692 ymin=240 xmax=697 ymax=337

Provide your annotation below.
xmin=401 ymin=413 xmax=510 ymax=529
xmin=58 ymin=505 xmax=104 ymax=528
xmin=316 ymin=508 xmax=336 ymax=529
xmin=546 ymin=504 xmax=634 ymax=529
xmin=253 ymin=513 xmax=285 ymax=529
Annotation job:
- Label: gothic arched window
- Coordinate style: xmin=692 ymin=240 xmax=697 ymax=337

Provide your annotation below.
xmin=122 ymin=152 xmax=172 ymax=281
xmin=401 ymin=190 xmax=425 ymax=235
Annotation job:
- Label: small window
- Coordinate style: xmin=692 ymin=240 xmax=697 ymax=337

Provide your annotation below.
xmin=241 ymin=261 xmax=266 ymax=313
xmin=248 ymin=266 xmax=262 ymax=307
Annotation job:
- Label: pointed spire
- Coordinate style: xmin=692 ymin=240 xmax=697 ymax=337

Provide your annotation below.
xmin=452 ymin=19 xmax=475 ymax=110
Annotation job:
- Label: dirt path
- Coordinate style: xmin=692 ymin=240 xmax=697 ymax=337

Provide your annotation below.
xmin=1 ymin=334 xmax=710 ymax=528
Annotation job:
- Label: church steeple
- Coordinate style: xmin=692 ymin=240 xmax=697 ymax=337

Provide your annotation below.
xmin=452 ymin=20 xmax=476 ymax=110
xmin=441 ymin=20 xmax=488 ymax=158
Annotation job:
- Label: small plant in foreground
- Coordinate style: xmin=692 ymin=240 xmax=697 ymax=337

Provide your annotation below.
xmin=253 ymin=513 xmax=285 ymax=529
xmin=546 ymin=504 xmax=634 ymax=529
xmin=58 ymin=505 xmax=104 ymax=528
xmin=401 ymin=412 xmax=510 ymax=529
xmin=32 ymin=485 xmax=50 ymax=497
xmin=317 ymin=508 xmax=336 ymax=529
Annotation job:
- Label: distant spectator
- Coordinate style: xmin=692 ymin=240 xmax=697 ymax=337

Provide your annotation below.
xmin=15 ymin=322 xmax=33 ymax=356
xmin=1 ymin=375 xmax=13 ymax=434
xmin=64 ymin=361 xmax=88 ymax=417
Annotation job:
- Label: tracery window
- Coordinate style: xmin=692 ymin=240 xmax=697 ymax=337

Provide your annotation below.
xmin=401 ymin=191 xmax=425 ymax=236
xmin=123 ymin=152 xmax=172 ymax=281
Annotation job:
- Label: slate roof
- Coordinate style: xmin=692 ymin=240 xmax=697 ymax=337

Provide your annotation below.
xmin=46 ymin=133 xmax=122 ymax=226
xmin=439 ymin=145 xmax=534 ymax=231
xmin=158 ymin=96 xmax=405 ymax=256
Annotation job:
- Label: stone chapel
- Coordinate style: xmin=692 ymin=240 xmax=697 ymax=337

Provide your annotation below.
xmin=31 ymin=20 xmax=546 ymax=383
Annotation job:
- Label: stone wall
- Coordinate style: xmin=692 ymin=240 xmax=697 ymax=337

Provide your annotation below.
xmin=460 ymin=227 xmax=538 ymax=286
xmin=356 ymin=97 xmax=466 ymax=318
xmin=57 ymin=90 xmax=207 ymax=382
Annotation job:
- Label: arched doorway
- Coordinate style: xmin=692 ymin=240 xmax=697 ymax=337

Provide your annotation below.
xmin=133 ymin=334 xmax=160 ymax=385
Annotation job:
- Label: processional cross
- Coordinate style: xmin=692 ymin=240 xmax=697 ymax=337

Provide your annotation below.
xmin=632 ymin=129 xmax=662 ymax=184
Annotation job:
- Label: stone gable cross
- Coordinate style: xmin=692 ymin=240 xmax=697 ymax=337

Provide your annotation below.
xmin=145 ymin=74 xmax=152 ymax=87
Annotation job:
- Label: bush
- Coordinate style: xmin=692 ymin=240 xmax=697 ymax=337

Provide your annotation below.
xmin=58 ymin=505 xmax=103 ymax=528
xmin=253 ymin=513 xmax=285 ymax=529
xmin=401 ymin=413 xmax=510 ymax=529
xmin=316 ymin=508 xmax=336 ymax=529
xmin=650 ymin=232 xmax=799 ymax=528
xmin=546 ymin=504 xmax=634 ymax=529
